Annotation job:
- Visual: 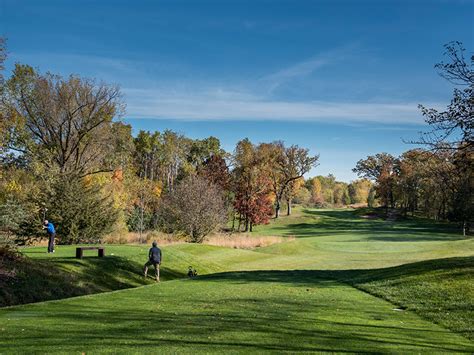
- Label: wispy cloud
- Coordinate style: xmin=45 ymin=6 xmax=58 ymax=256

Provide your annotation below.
xmin=124 ymin=88 xmax=434 ymax=125
xmin=259 ymin=43 xmax=360 ymax=93
xmin=8 ymin=51 xmax=186 ymax=87
xmin=14 ymin=46 xmax=439 ymax=126
xmin=261 ymin=57 xmax=328 ymax=89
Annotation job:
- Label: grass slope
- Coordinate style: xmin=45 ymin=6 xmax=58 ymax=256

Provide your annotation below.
xmin=1 ymin=272 xmax=472 ymax=353
xmin=347 ymin=256 xmax=474 ymax=340
xmin=2 ymin=243 xmax=247 ymax=307
xmin=1 ymin=207 xmax=473 ymax=352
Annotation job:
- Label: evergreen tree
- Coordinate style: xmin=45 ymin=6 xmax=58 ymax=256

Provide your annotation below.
xmin=46 ymin=178 xmax=118 ymax=244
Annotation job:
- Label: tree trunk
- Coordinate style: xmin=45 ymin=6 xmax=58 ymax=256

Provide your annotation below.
xmin=437 ymin=203 xmax=443 ymax=221
xmin=275 ymin=200 xmax=280 ymax=218
xmin=250 ymin=222 xmax=253 ymax=232
xmin=139 ymin=201 xmax=144 ymax=243
xmin=287 ymin=198 xmax=292 ymax=216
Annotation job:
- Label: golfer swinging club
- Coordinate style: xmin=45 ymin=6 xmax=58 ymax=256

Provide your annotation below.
xmin=43 ymin=220 xmax=56 ymax=253
xmin=144 ymin=241 xmax=162 ymax=282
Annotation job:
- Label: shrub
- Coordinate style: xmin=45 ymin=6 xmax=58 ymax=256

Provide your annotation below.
xmin=0 ymin=201 xmax=27 ymax=246
xmin=159 ymin=176 xmax=226 ymax=243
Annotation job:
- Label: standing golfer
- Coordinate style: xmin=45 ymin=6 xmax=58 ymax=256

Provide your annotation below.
xmin=144 ymin=241 xmax=162 ymax=282
xmin=43 ymin=220 xmax=56 ymax=253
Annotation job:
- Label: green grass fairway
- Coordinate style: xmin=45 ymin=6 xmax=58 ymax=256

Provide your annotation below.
xmin=1 ymin=272 xmax=472 ymax=353
xmin=1 ymin=208 xmax=473 ymax=352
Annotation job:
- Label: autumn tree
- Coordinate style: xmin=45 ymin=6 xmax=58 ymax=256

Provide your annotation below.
xmin=396 ymin=149 xmax=429 ymax=215
xmin=1 ymin=64 xmax=129 ymax=243
xmin=126 ymin=177 xmax=162 ymax=238
xmin=131 ymin=130 xmax=164 ymax=236
xmin=333 ymin=183 xmax=348 ymax=206
xmin=134 ymin=130 xmax=162 ymax=181
xmin=3 ymin=64 xmax=126 ymax=177
xmin=307 ymin=177 xmax=324 ymax=206
xmin=293 ymin=184 xmax=311 ymax=205
xmin=367 ymin=186 xmax=376 ymax=207
xmin=348 ymin=179 xmax=371 ymax=205
xmin=160 ymin=130 xmax=189 ymax=192
xmin=199 ymin=154 xmax=231 ymax=191
xmin=354 ymin=146 xmax=472 ymax=234
xmin=317 ymin=175 xmax=337 ymax=205
xmin=187 ymin=136 xmax=225 ymax=171
xmin=415 ymin=42 xmax=473 ymax=234
xmin=262 ymin=142 xmax=319 ymax=218
xmin=353 ymin=153 xmax=399 ymax=210
xmin=232 ymin=139 xmax=273 ymax=232
xmin=283 ymin=177 xmax=304 ymax=215
xmin=159 ymin=176 xmax=226 ymax=243
xmin=450 ymin=147 xmax=473 ymax=235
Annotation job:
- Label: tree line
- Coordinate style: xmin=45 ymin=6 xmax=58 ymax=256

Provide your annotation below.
xmin=354 ymin=42 xmax=473 ymax=235
xmin=0 ymin=39 xmax=471 ymax=245
xmin=0 ymin=53 xmax=371 ymax=244
xmin=0 ymin=39 xmax=316 ymax=243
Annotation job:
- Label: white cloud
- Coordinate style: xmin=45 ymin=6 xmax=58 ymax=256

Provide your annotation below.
xmin=261 ymin=57 xmax=328 ymax=87
xmin=124 ymin=88 xmax=435 ymax=125
xmin=14 ymin=47 xmax=442 ymax=126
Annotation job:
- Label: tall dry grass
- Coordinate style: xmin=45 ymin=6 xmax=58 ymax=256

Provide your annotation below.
xmin=204 ymin=233 xmax=295 ymax=249
xmin=103 ymin=231 xmax=185 ymax=245
xmin=103 ymin=230 xmax=294 ymax=249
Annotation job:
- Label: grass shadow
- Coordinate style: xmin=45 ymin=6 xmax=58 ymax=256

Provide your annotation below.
xmin=199 ymin=256 xmax=474 ymax=287
xmin=2 ymin=258 xmax=473 ymax=352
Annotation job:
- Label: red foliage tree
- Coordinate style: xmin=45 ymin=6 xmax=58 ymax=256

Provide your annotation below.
xmin=233 ymin=139 xmax=274 ymax=232
xmin=198 ymin=155 xmax=230 ymax=191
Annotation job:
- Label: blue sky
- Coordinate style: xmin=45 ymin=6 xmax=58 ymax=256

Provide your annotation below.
xmin=1 ymin=0 xmax=473 ymax=181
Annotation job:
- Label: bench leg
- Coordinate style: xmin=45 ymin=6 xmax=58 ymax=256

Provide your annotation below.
xmin=76 ymin=248 xmax=83 ymax=259
xmin=98 ymin=249 xmax=104 ymax=257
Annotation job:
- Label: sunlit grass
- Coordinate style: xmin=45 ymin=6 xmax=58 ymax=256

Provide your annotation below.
xmin=2 ymin=207 xmax=473 ymax=352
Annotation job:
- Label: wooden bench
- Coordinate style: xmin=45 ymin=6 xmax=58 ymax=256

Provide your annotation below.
xmin=76 ymin=246 xmax=105 ymax=259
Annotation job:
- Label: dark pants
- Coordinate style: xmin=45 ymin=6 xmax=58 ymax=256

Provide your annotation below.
xmin=48 ymin=233 xmax=55 ymax=253
xmin=144 ymin=260 xmax=160 ymax=281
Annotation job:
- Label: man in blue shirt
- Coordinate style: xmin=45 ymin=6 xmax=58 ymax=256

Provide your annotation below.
xmin=144 ymin=241 xmax=162 ymax=282
xmin=43 ymin=220 xmax=56 ymax=253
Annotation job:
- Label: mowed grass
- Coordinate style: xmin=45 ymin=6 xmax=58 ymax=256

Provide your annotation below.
xmin=1 ymin=207 xmax=473 ymax=352
xmin=249 ymin=208 xmax=474 ymax=270
xmin=347 ymin=256 xmax=474 ymax=340
xmin=1 ymin=272 xmax=472 ymax=353
xmin=1 ymin=244 xmax=230 ymax=307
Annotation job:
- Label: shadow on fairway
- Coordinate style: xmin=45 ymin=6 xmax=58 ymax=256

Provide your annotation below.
xmin=199 ymin=256 xmax=474 ymax=286
xmin=4 ymin=208 xmax=471 ymax=352
xmin=0 ymin=255 xmax=186 ymax=307
xmin=4 ymin=301 xmax=468 ymax=353
xmin=3 ymin=257 xmax=472 ymax=353
xmin=196 ymin=256 xmax=474 ymax=342
xmin=271 ymin=208 xmax=464 ymax=241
